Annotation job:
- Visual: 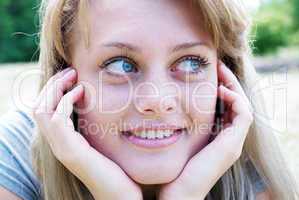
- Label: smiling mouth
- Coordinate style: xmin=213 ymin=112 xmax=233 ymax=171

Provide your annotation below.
xmin=120 ymin=128 xmax=187 ymax=149
xmin=121 ymin=128 xmax=186 ymax=139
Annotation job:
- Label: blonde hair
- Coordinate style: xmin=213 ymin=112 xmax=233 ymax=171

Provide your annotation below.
xmin=31 ymin=0 xmax=299 ymax=199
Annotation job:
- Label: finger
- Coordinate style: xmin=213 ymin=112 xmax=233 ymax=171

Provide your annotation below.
xmin=37 ymin=68 xmax=77 ymax=115
xmin=33 ymin=67 xmax=73 ymax=110
xmin=214 ymin=85 xmax=253 ymax=152
xmin=219 ymin=85 xmax=253 ymax=133
xmin=217 ymin=84 xmax=253 ymax=144
xmin=217 ymin=62 xmax=253 ymax=116
xmin=47 ymin=84 xmax=86 ymax=163
xmin=53 ymin=84 xmax=84 ymax=121
xmin=217 ymin=61 xmax=247 ymax=99
xmin=47 ymin=84 xmax=84 ymax=146
xmin=218 ymin=85 xmax=248 ymax=116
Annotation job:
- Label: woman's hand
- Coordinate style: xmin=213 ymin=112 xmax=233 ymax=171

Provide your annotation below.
xmin=32 ymin=67 xmax=142 ymax=200
xmin=158 ymin=63 xmax=254 ymax=200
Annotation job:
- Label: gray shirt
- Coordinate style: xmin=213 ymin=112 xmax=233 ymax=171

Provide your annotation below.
xmin=0 ymin=109 xmax=266 ymax=200
xmin=0 ymin=109 xmax=41 ymax=200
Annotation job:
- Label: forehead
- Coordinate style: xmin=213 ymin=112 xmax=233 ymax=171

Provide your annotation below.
xmin=78 ymin=0 xmax=213 ymax=49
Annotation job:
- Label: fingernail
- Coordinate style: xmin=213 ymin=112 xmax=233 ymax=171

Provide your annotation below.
xmin=74 ymin=84 xmax=84 ymax=92
xmin=221 ymin=62 xmax=227 ymax=68
xmin=64 ymin=68 xmax=76 ymax=78
xmin=61 ymin=67 xmax=73 ymax=74
xmin=77 ymin=84 xmax=83 ymax=90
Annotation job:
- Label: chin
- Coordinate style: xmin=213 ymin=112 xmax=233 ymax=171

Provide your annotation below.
xmin=125 ymin=162 xmax=185 ymax=184
xmin=131 ymin=172 xmax=179 ymax=185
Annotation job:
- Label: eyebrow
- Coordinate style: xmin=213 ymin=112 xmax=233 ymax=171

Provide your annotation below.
xmin=102 ymin=41 xmax=209 ymax=53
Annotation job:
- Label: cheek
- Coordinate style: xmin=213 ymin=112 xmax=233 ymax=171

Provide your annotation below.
xmin=77 ymin=76 xmax=132 ymax=114
xmin=191 ymin=82 xmax=217 ymax=113
xmin=75 ymin=74 xmax=132 ymax=138
xmin=182 ymin=81 xmax=217 ymax=133
xmin=98 ymin=83 xmax=132 ymax=113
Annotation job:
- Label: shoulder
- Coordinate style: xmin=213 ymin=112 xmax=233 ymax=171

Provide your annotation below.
xmin=0 ymin=109 xmax=41 ymax=200
xmin=244 ymin=157 xmax=268 ymax=197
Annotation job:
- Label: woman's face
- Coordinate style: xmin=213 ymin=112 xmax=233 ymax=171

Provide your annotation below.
xmin=71 ymin=0 xmax=218 ymax=184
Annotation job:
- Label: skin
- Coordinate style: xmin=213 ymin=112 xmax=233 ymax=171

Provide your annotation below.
xmin=27 ymin=0 xmax=269 ymax=199
xmin=30 ymin=64 xmax=258 ymax=200
xmin=72 ymin=0 xmax=217 ymax=186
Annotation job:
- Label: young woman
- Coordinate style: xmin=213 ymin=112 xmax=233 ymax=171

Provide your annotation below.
xmin=0 ymin=0 xmax=298 ymax=200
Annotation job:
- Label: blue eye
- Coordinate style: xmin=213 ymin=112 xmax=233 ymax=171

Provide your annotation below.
xmin=172 ymin=56 xmax=209 ymax=73
xmin=101 ymin=57 xmax=138 ymax=75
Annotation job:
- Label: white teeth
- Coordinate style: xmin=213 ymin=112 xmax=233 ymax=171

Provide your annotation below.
xmin=140 ymin=132 xmax=147 ymax=138
xmin=131 ymin=130 xmax=176 ymax=139
xmin=156 ymin=134 xmax=164 ymax=139
xmin=148 ymin=131 xmax=155 ymax=139
xmin=164 ymin=131 xmax=171 ymax=137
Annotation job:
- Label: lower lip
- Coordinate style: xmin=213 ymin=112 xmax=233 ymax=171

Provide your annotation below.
xmin=121 ymin=129 xmax=185 ymax=149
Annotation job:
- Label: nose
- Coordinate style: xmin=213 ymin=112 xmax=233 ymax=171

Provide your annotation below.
xmin=137 ymin=97 xmax=176 ymax=116
xmin=134 ymin=82 xmax=178 ymax=117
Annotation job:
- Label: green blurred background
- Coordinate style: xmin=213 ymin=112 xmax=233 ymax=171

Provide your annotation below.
xmin=0 ymin=0 xmax=39 ymax=63
xmin=252 ymin=0 xmax=299 ymax=55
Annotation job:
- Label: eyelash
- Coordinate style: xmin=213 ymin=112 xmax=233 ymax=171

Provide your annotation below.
xmin=171 ymin=55 xmax=210 ymax=73
xmin=99 ymin=50 xmax=136 ymax=71
xmin=99 ymin=53 xmax=210 ymax=75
